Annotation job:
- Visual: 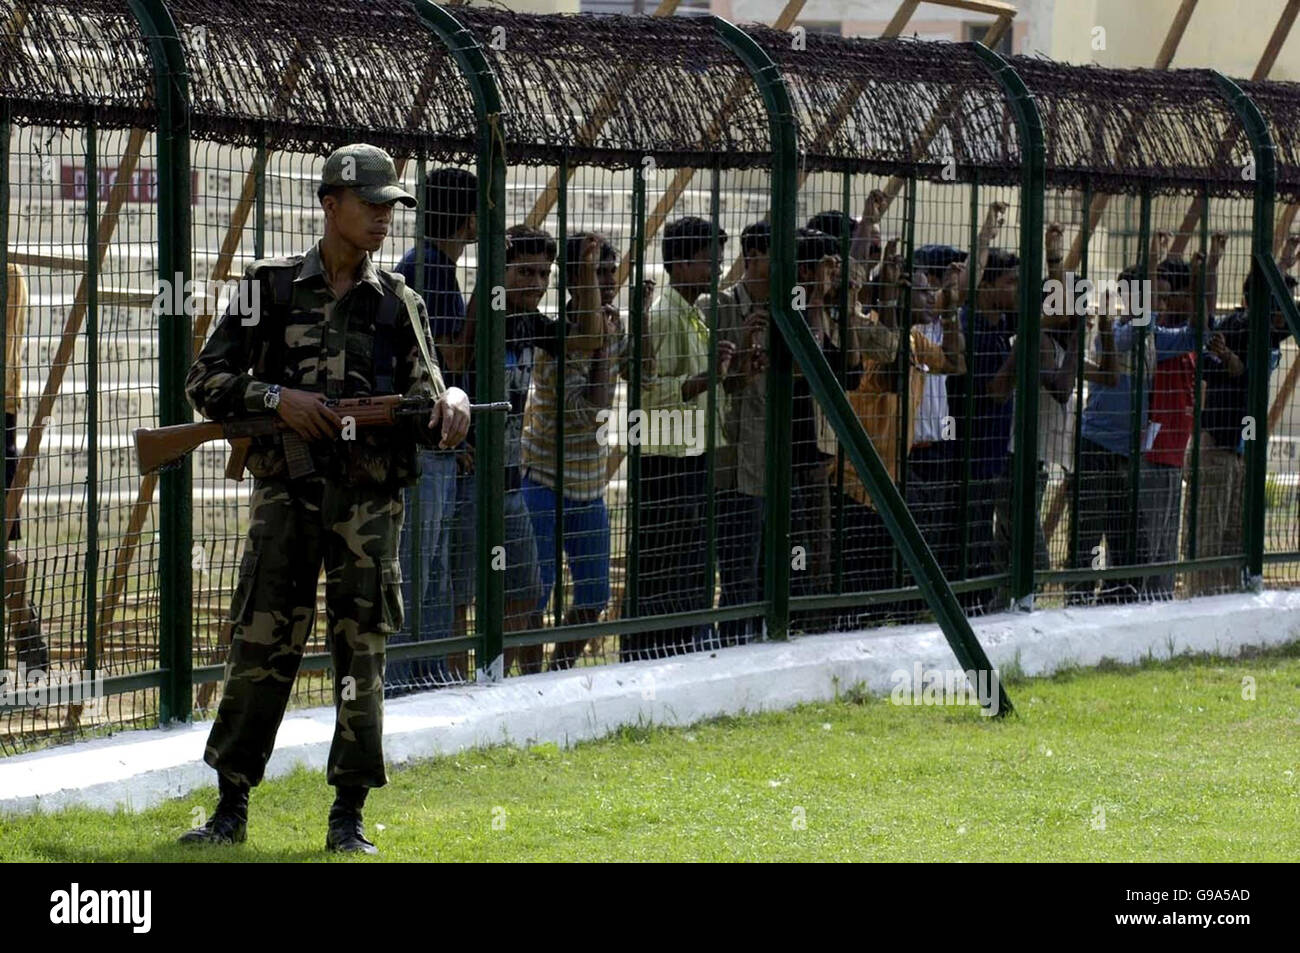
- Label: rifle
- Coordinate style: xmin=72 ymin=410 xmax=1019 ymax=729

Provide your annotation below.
xmin=134 ymin=395 xmax=511 ymax=480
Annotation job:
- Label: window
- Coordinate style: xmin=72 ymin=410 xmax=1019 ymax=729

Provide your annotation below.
xmin=965 ymin=22 xmax=1012 ymax=56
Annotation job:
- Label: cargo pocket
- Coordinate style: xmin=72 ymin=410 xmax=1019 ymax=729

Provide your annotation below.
xmin=228 ymin=548 xmax=260 ymax=624
xmin=379 ymin=556 xmax=404 ymax=635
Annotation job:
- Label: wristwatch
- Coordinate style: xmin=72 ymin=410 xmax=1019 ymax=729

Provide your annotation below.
xmin=264 ymin=384 xmax=282 ymax=412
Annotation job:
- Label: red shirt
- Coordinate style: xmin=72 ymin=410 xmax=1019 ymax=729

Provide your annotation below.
xmin=1144 ymin=353 xmax=1196 ymax=468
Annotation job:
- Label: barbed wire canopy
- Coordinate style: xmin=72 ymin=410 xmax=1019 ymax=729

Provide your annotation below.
xmin=454 ymin=9 xmax=772 ymax=170
xmin=745 ymin=29 xmax=1023 ymax=183
xmin=1010 ymin=56 xmax=1255 ymax=197
xmin=0 ymin=0 xmax=156 ymax=129
xmin=1239 ymin=78 xmax=1300 ymax=202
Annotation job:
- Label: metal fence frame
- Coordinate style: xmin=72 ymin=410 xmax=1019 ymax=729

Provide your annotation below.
xmin=4 ymin=2 xmax=1300 ymax=739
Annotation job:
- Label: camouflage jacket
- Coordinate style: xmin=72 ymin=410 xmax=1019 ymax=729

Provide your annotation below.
xmin=185 ymin=243 xmax=447 ymax=489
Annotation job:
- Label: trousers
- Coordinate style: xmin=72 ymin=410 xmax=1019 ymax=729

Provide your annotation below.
xmin=204 ymin=475 xmax=403 ymax=789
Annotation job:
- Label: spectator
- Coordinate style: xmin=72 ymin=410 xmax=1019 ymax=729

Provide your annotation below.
xmin=948 ymin=236 xmax=1018 ymax=613
xmin=490 ymin=225 xmax=605 ymax=673
xmin=1187 ymin=268 xmax=1296 ymax=595
xmin=1140 ymin=244 xmax=1221 ymax=597
xmin=788 ymin=227 xmax=860 ymax=627
xmin=993 ymin=223 xmax=1088 ymax=582
xmin=520 ymin=232 xmax=624 ymax=669
xmin=620 ymin=217 xmax=732 ymax=660
xmin=837 ymin=245 xmax=964 ymax=623
xmin=1074 ymin=234 xmax=1204 ymax=605
xmin=1031 ymin=224 xmax=1083 ymax=570
xmin=705 ymin=220 xmax=770 ymax=646
xmin=387 ymin=168 xmax=476 ymax=691
xmin=906 ymin=243 xmax=969 ymax=586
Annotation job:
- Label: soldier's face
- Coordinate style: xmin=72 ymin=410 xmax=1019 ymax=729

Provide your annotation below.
xmin=505 ymin=252 xmax=553 ymax=312
xmin=326 ymin=189 xmax=396 ymax=253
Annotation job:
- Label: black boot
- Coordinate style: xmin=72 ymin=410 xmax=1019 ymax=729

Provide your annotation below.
xmin=325 ymin=785 xmax=378 ymax=855
xmin=179 ymin=774 xmax=248 ymax=845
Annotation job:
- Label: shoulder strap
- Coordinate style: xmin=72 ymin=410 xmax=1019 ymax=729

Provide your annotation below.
xmin=381 ymin=269 xmax=441 ymax=396
xmin=404 ymin=292 xmax=441 ymax=394
xmin=372 ymin=290 xmax=401 ymax=394
xmin=252 ymin=263 xmax=296 ymax=378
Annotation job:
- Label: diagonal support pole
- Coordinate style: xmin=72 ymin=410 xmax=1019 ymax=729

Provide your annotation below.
xmin=5 ymin=126 xmax=148 ymax=527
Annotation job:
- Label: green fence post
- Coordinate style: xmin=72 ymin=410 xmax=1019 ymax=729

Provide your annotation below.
xmin=128 ymin=0 xmax=192 ymax=723
xmin=1210 ymin=72 xmax=1277 ymax=590
xmin=712 ymin=24 xmax=791 ymax=643
xmin=958 ymin=171 xmax=978 ymax=583
xmin=1069 ymin=178 xmax=1090 ymax=573
xmin=254 ymin=127 xmax=267 ymax=258
xmin=554 ymin=152 xmax=568 ymax=629
xmin=628 ymin=170 xmax=647 ymax=622
xmin=705 ymin=158 xmax=721 ymax=634
xmin=0 ymin=99 xmax=8 ymax=667
xmin=721 ymin=20 xmax=1011 ymax=714
xmin=1128 ymin=186 xmax=1151 ymax=590
xmin=408 ymin=157 xmax=426 ymax=645
xmin=410 ymin=1 xmax=507 ymax=679
xmin=1187 ymin=186 xmax=1209 ymax=562
xmin=85 ymin=123 xmax=99 ymax=675
xmin=971 ymin=44 xmax=1045 ymax=611
xmin=833 ymin=170 xmax=850 ymax=596
xmin=895 ymin=175 xmax=916 ymax=590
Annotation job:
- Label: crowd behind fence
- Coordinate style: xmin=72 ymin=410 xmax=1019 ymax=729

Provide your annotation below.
xmin=2 ymin=2 xmax=1300 ymax=753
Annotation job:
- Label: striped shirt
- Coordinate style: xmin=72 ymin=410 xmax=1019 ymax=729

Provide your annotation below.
xmin=520 ymin=313 xmax=626 ymax=501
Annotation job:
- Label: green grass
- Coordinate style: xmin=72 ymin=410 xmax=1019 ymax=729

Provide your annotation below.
xmin=3 ymin=643 xmax=1300 ymax=862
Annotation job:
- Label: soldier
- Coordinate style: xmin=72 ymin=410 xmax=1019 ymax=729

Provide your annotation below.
xmin=180 ymin=144 xmax=470 ymax=854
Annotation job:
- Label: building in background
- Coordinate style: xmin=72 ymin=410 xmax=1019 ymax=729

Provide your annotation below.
xmin=549 ymin=0 xmax=1300 ymax=78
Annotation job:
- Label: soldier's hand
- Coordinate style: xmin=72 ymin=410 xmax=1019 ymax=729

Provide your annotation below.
xmin=429 ymin=386 xmax=471 ymax=449
xmin=277 ymin=388 xmax=341 ymax=441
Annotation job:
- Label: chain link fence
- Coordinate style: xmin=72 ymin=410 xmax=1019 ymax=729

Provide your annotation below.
xmin=2 ymin=2 xmax=1299 ymax=754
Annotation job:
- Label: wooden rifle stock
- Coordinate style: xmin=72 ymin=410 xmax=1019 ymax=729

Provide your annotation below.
xmin=133 ymin=396 xmax=510 ymax=477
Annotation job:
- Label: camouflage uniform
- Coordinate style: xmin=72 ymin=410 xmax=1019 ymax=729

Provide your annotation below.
xmin=186 ymin=241 xmax=445 ymax=789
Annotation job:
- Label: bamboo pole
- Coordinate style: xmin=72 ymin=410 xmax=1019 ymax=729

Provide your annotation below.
xmin=612 ymin=0 xmax=807 ymax=290
xmin=103 ymin=50 xmax=309 ymax=696
xmin=520 ymin=0 xmax=683 ymax=230
xmin=1059 ymin=0 xmax=1199 ymax=273
xmin=5 ymin=127 xmax=149 ymax=526
xmin=1167 ymin=0 xmax=1299 ymax=256
xmin=716 ymin=11 xmax=1013 ymax=288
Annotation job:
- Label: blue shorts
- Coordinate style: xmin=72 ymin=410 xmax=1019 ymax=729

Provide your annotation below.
xmin=449 ymin=475 xmax=543 ymax=609
xmin=521 ymin=473 xmax=611 ymax=613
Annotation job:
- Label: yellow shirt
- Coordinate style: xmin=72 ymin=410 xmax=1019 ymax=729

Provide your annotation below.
xmin=641 ymin=285 xmax=727 ymax=457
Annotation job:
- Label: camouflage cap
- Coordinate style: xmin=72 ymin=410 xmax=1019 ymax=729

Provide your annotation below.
xmin=321 ymin=143 xmax=416 ymax=207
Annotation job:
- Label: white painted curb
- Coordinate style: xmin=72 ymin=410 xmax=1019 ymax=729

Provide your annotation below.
xmin=2 ymin=590 xmax=1298 ymax=815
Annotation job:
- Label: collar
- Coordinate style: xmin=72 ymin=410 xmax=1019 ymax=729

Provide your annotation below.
xmin=663 ymin=284 xmax=706 ymax=325
xmin=734 ymin=280 xmax=764 ymax=315
xmin=297 ymin=241 xmax=384 ymax=296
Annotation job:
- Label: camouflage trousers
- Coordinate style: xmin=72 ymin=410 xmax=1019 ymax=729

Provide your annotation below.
xmin=204 ymin=475 xmax=404 ymax=789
